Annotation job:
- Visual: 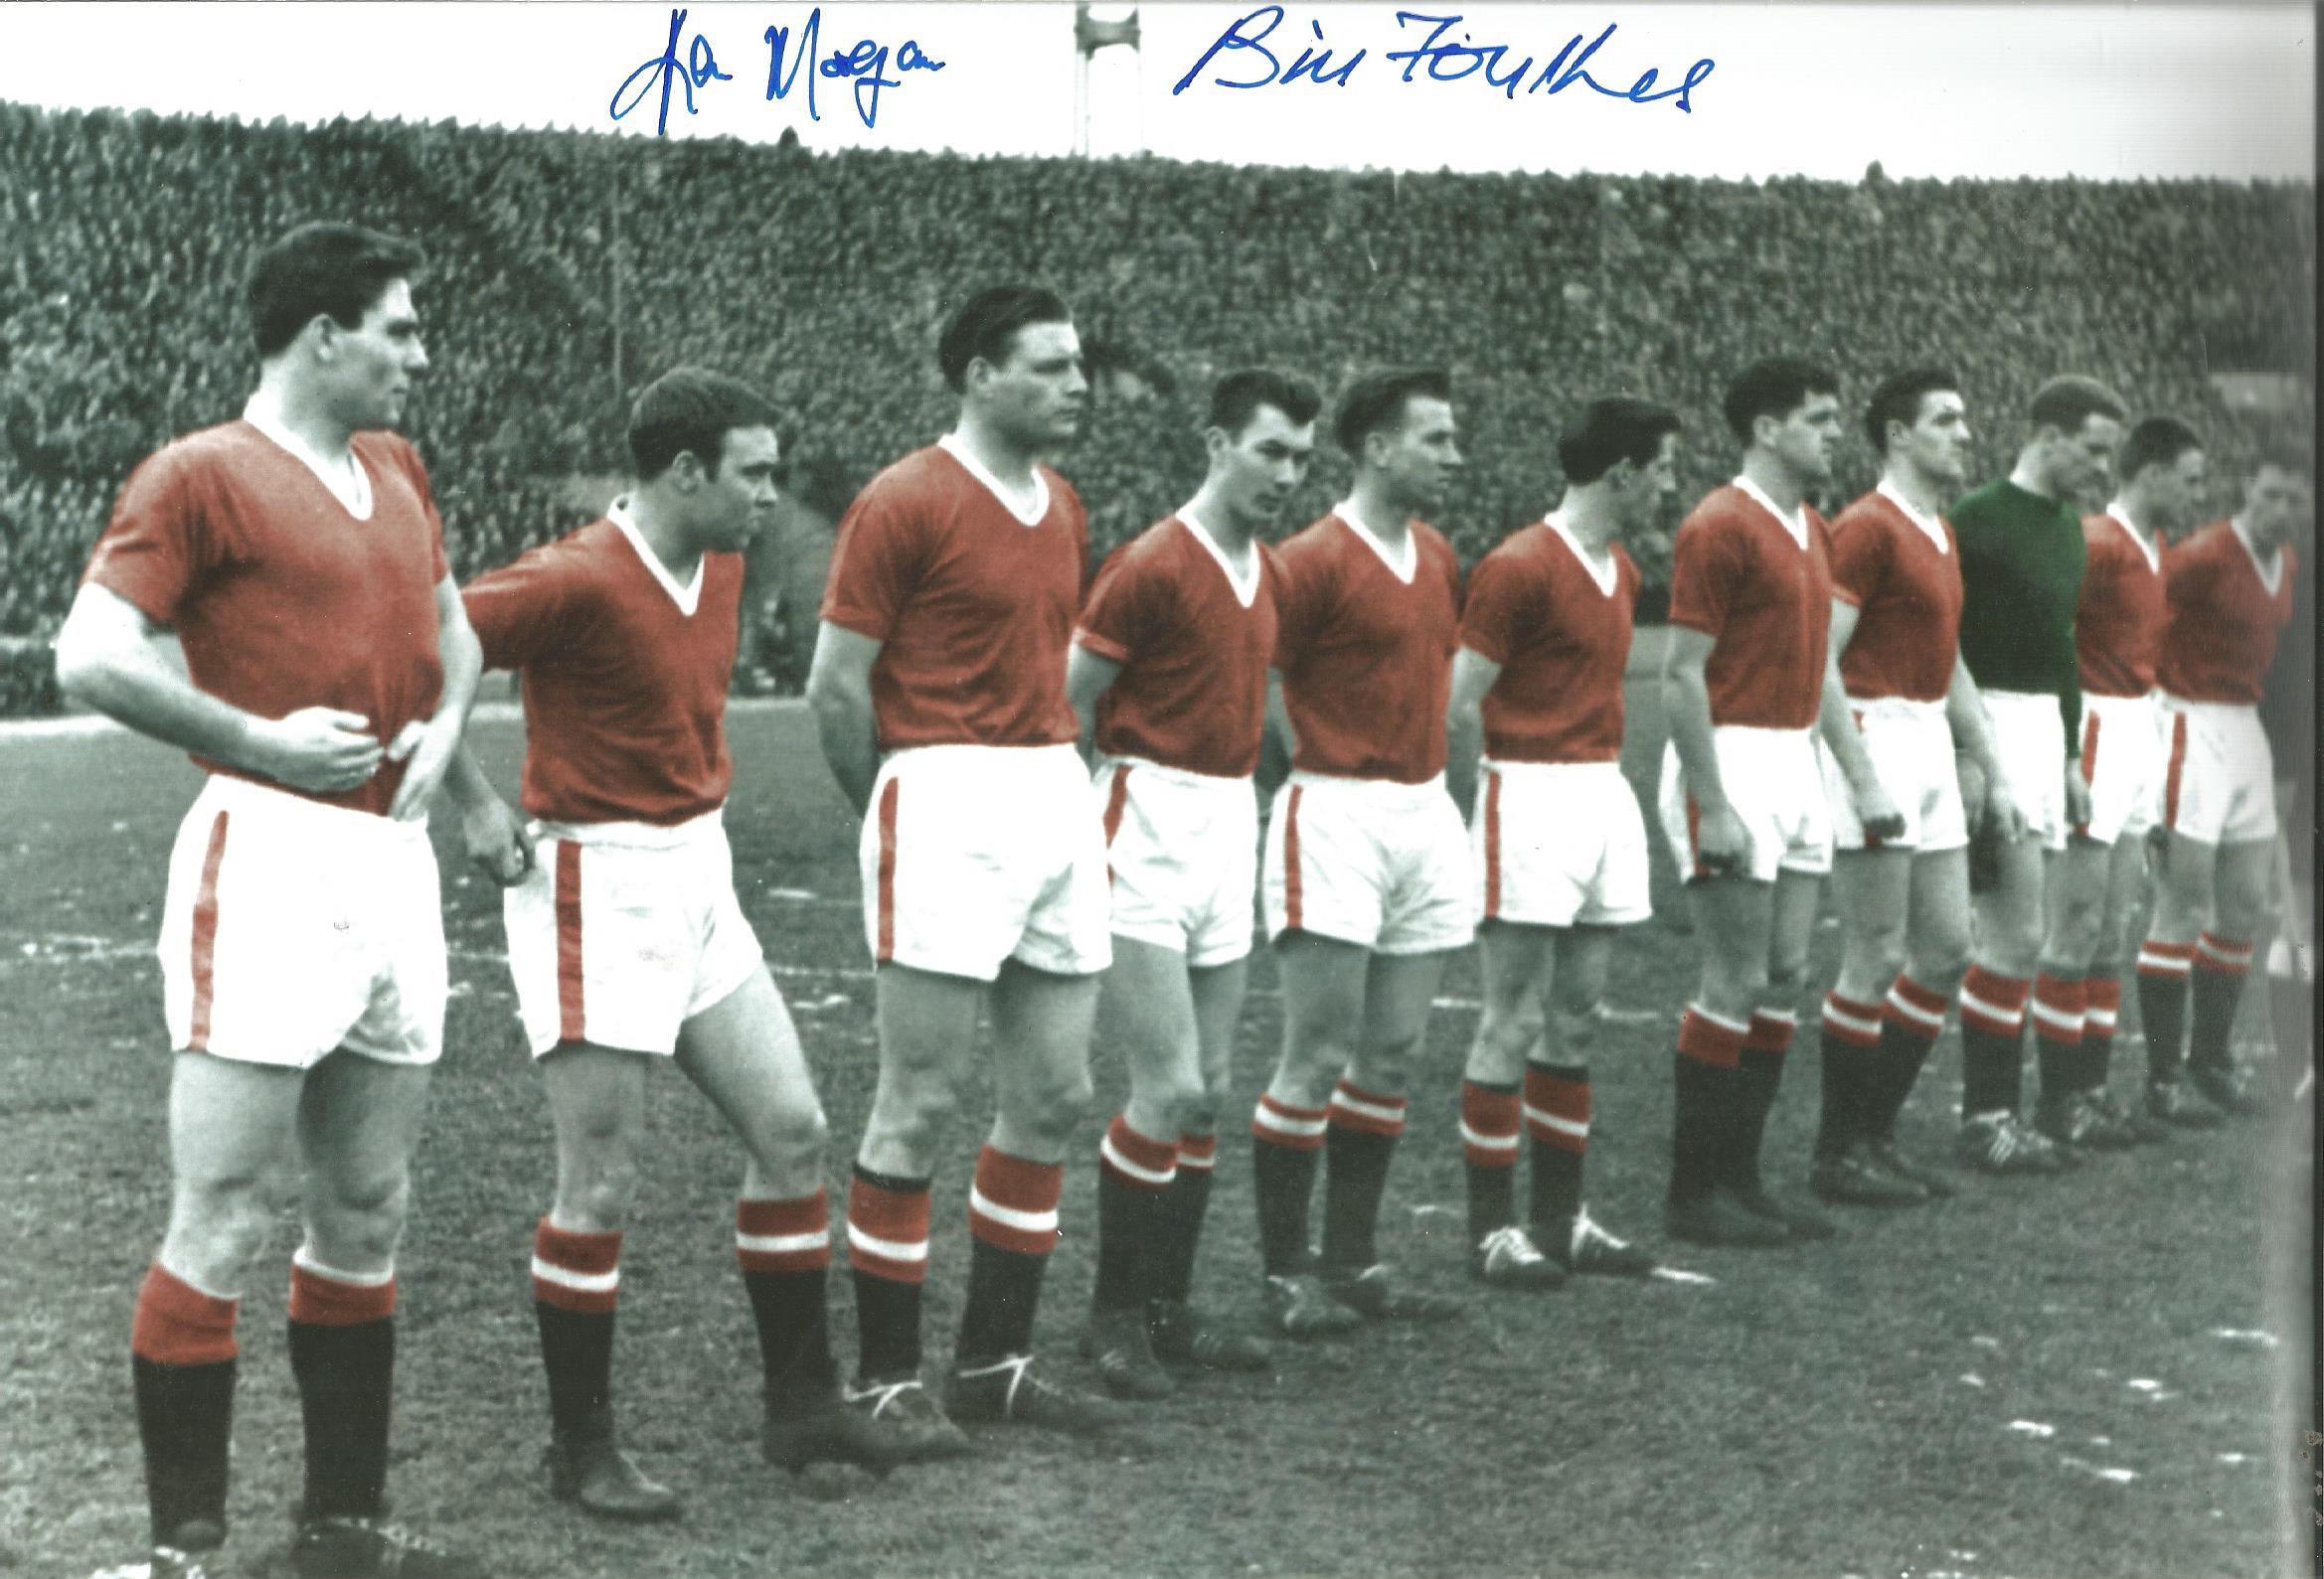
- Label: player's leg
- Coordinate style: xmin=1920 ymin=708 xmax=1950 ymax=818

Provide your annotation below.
xmin=2028 ymin=837 xmax=2111 ymax=1146
xmin=1251 ymin=929 xmax=1372 ymax=1335
xmin=1812 ymin=846 xmax=1923 ymax=1203
xmin=1726 ymin=867 xmax=1835 ymax=1238
xmin=133 ymin=1054 xmax=303 ymax=1561
xmin=2139 ymin=830 xmax=2217 ymax=1123
xmin=2184 ymin=837 xmax=2273 ymax=1113
xmin=1315 ymin=946 xmax=1462 ymax=1319
xmin=2077 ymin=830 xmax=2165 ymax=1140
xmin=944 ymin=960 xmax=1117 ymax=1431
xmin=1146 ymin=952 xmax=1272 ymax=1370
xmin=1664 ymin=873 xmax=1788 ymax=1246
xmin=1957 ymin=837 xmax=2061 ymax=1172
xmin=1859 ymin=846 xmax=1972 ymax=1195
xmin=1086 ymin=936 xmax=1199 ymax=1399
xmin=1460 ymin=920 xmax=1565 ymax=1287
xmin=1533 ymin=923 xmax=1657 ymax=1272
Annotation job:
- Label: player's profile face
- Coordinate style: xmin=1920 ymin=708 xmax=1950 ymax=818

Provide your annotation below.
xmin=1214 ymin=404 xmax=1314 ymax=532
xmin=698 ymin=424 xmax=782 ymax=551
xmin=981 ymin=320 xmax=1086 ymax=446
xmin=2243 ymin=463 xmax=2311 ymax=549
xmin=1768 ymin=391 xmax=1841 ymax=484
xmin=1372 ymin=395 xmax=1461 ymax=514
xmin=1617 ymin=431 xmax=1682 ymax=534
xmin=331 ymin=277 xmax=426 ymax=430
xmin=1902 ymin=389 xmax=1970 ymax=486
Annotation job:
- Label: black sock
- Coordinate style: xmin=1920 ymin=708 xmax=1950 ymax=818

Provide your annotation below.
xmin=1524 ymin=1063 xmax=1586 ymax=1226
xmin=288 ymin=1316 xmax=395 ymax=1521
xmin=1668 ymin=1054 xmax=1723 ymax=1206
xmin=1814 ymin=1029 xmax=1863 ymax=1162
xmin=1151 ymin=1154 xmax=1216 ymax=1307
xmin=1959 ymin=1023 xmax=2024 ymax=1117
xmin=2138 ymin=971 xmax=2191 ymax=1084
xmin=1727 ymin=1049 xmax=1785 ymax=1192
xmin=744 ymin=1267 xmax=838 ymax=1414
xmin=848 ymin=1164 xmax=929 ymax=1385
xmin=1250 ymin=1127 xmax=1323 ymax=1277
xmin=1461 ymin=1078 xmax=1520 ymax=1240
xmin=2189 ymin=961 xmax=2248 ymax=1073
xmin=1317 ymin=1121 xmax=1399 ymax=1272
xmin=534 ymin=1303 xmax=615 ymax=1439
xmin=955 ymin=1241 xmax=1047 ymax=1364
xmin=1869 ymin=1023 xmax=1941 ymax=1142
xmin=133 ymin=1356 xmax=235 ymax=1546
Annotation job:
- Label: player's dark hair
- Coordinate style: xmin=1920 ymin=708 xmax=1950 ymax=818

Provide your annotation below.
xmin=1863 ymin=368 xmax=1959 ymax=453
xmin=2115 ymin=416 xmax=2204 ymax=483
xmin=1210 ymin=370 xmax=1323 ymax=438
xmin=2249 ymin=434 xmax=2313 ymax=480
xmin=937 ymin=284 xmax=1074 ymax=393
xmin=1558 ymin=396 xmax=1682 ymax=486
xmin=247 ymin=223 xmax=425 ymax=360
xmin=2026 ymin=375 xmax=2127 ymax=437
xmin=626 ymin=367 xmax=779 ymax=481
xmin=1722 ymin=357 xmax=1839 ymax=443
xmin=1335 ymin=367 xmax=1452 ymax=456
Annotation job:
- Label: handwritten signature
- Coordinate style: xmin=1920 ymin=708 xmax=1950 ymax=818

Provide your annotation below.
xmin=1173 ymin=7 xmax=1715 ymax=110
xmin=610 ymin=6 xmax=944 ymax=136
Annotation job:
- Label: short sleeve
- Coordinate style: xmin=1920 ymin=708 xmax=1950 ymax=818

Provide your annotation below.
xmin=820 ymin=476 xmax=923 ymax=642
xmin=1457 ymin=551 xmax=1536 ymax=666
xmin=1667 ymin=512 xmax=1741 ymax=638
xmin=83 ymin=446 xmax=211 ymax=624
xmin=1827 ymin=511 xmax=1888 ymax=608
xmin=462 ymin=540 xmax=586 ymax=672
xmin=1075 ymin=540 xmax=1153 ymax=665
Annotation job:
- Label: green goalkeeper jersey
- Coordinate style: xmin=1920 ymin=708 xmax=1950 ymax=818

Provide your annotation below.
xmin=1952 ymin=477 xmax=2084 ymax=757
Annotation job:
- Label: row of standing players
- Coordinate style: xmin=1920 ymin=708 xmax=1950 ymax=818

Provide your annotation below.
xmin=61 ymin=230 xmax=2309 ymax=1579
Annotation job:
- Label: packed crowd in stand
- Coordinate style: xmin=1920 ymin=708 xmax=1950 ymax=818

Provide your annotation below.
xmin=1 ymin=101 xmax=2312 ymax=711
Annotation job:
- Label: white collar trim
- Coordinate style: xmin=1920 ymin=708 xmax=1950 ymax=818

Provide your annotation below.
xmin=607 ymin=498 xmax=704 ymax=615
xmin=243 ymin=397 xmax=373 ymax=521
xmin=1334 ymin=499 xmax=1416 ymax=583
xmin=938 ymin=433 xmax=1049 ymax=527
xmin=1546 ymin=511 xmax=1618 ymax=596
xmin=1875 ymin=478 xmax=1950 ymax=553
xmin=1734 ymin=475 xmax=1807 ymax=550
xmin=2231 ymin=516 xmax=2284 ymax=594
xmin=2102 ymin=503 xmax=2160 ymax=573
xmin=1178 ymin=504 xmax=1260 ymax=608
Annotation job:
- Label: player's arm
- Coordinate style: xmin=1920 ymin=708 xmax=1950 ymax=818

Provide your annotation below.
xmin=1257 ymin=668 xmax=1297 ymax=796
xmin=1814 ymin=596 xmax=1905 ymax=840
xmin=54 ymin=581 xmax=384 ymax=793
xmin=1661 ymin=624 xmax=1747 ymax=874
xmin=1065 ymin=642 xmax=1124 ymax=768
xmin=386 ymin=573 xmax=483 ymax=821
xmin=806 ymin=620 xmax=885 ymax=817
xmin=1942 ymin=651 xmax=2024 ymax=841
xmin=1445 ymin=645 xmax=1500 ymax=822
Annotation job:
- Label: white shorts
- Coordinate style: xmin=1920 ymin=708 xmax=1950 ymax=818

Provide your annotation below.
xmin=158 ymin=775 xmax=444 ymax=1069
xmin=1656 ymin=727 xmax=1834 ymax=883
xmin=1473 ymin=759 xmax=1651 ymax=927
xmin=861 ymin=744 xmax=1112 ymax=981
xmin=2075 ymin=691 xmax=2167 ymax=845
xmin=1262 ymin=771 xmax=1473 ymax=954
xmin=1820 ymin=698 xmax=1969 ymax=855
xmin=1984 ymin=690 xmax=2071 ymax=852
xmin=1095 ymin=756 xmax=1259 ymax=968
xmin=2160 ymin=699 xmax=2278 ymax=847
xmin=504 ymin=809 xmax=764 ymax=1059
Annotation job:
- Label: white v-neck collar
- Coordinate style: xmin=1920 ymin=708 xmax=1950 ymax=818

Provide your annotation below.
xmin=1178 ymin=504 xmax=1260 ymax=608
xmin=2230 ymin=516 xmax=2284 ymax=595
xmin=1335 ymin=498 xmax=1416 ymax=583
xmin=939 ymin=433 xmax=1049 ymax=527
xmin=244 ymin=397 xmax=373 ymax=521
xmin=1734 ymin=475 xmax=1807 ymax=551
xmin=607 ymin=498 xmax=704 ymax=615
xmin=1876 ymin=479 xmax=1950 ymax=554
xmin=1546 ymin=512 xmax=1618 ymax=597
xmin=2102 ymin=503 xmax=2160 ymax=573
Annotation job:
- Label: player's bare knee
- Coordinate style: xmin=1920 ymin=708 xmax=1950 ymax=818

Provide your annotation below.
xmin=1551 ymin=1002 xmax=1602 ymax=1060
xmin=312 ymin=1167 xmax=412 ymax=1267
xmin=168 ymin=1180 xmax=276 ymax=1286
xmin=753 ymin=1103 xmax=831 ymax=1181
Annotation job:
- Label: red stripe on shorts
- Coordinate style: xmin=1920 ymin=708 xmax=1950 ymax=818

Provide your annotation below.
xmin=876 ymin=776 xmax=902 ymax=963
xmin=1283 ymin=785 xmax=1306 ymax=932
xmin=1102 ymin=764 xmax=1132 ymax=847
xmin=555 ymin=841 xmax=585 ymax=1043
xmin=2074 ymin=711 xmax=2100 ymax=837
xmin=188 ymin=810 xmax=231 ymax=1051
xmin=2162 ymin=713 xmax=2187 ymax=831
xmin=1482 ymin=770 xmax=1504 ymax=920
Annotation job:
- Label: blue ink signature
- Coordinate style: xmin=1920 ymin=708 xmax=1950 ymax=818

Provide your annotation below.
xmin=1173 ymin=6 xmax=1715 ymax=111
xmin=611 ymin=6 xmax=945 ymax=136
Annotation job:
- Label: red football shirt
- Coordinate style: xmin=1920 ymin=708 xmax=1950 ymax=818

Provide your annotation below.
xmin=820 ymin=443 xmax=1084 ymax=750
xmin=1459 ymin=516 xmax=1636 ymax=764
xmin=1667 ymin=482 xmax=1834 ymax=729
xmin=2157 ymin=519 xmax=2299 ymax=706
xmin=1829 ymin=485 xmax=1961 ymax=704
xmin=1075 ymin=513 xmax=1278 ymax=779
xmin=463 ymin=511 xmax=741 ymax=825
xmin=83 ymin=420 xmax=449 ymax=817
xmin=1272 ymin=509 xmax=1462 ymax=784
xmin=2076 ymin=509 xmax=2165 ymax=700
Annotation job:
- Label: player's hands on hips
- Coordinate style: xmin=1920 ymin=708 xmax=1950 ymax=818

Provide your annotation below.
xmin=253 ymin=707 xmax=383 ymax=794
xmin=2063 ymin=764 xmax=2092 ymax=833
xmin=1694 ymin=800 xmax=1752 ymax=878
xmin=461 ymin=791 xmax=535 ymax=885
xmin=386 ymin=712 xmax=463 ymax=821
xmin=1850 ymin=775 xmax=1907 ymax=844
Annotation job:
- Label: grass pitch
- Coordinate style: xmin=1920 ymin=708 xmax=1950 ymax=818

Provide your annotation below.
xmin=0 ymin=697 xmax=2310 ymax=1579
